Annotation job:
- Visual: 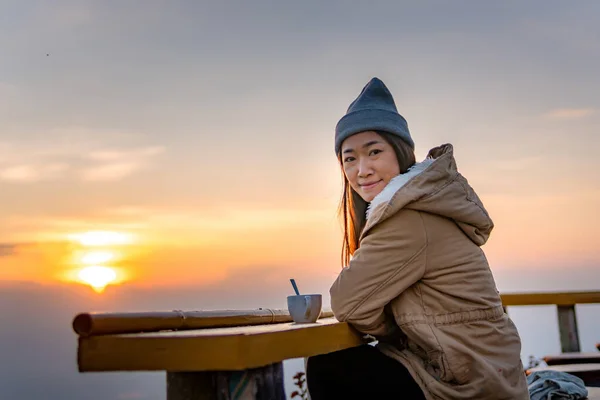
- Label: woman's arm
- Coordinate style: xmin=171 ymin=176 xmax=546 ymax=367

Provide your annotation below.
xmin=330 ymin=209 xmax=427 ymax=336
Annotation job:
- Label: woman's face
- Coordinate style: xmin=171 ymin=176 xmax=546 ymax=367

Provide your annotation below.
xmin=341 ymin=131 xmax=400 ymax=202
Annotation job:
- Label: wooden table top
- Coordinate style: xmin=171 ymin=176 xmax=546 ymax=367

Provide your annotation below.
xmin=77 ymin=317 xmax=364 ymax=372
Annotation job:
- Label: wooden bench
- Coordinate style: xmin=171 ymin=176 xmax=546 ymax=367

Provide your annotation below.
xmin=501 ymin=291 xmax=600 ymax=354
xmin=544 ymin=352 xmax=600 ymax=366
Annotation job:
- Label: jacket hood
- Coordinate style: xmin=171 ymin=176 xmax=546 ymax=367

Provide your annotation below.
xmin=364 ymin=143 xmax=493 ymax=246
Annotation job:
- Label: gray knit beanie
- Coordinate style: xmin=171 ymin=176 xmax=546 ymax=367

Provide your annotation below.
xmin=335 ymin=77 xmax=414 ymax=154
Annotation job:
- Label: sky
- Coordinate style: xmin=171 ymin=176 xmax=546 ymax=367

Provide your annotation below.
xmin=1 ymin=1 xmax=599 ymax=399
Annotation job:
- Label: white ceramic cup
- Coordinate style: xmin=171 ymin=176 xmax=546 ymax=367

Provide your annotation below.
xmin=287 ymin=294 xmax=322 ymax=323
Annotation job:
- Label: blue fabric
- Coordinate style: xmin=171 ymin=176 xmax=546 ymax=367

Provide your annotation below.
xmin=335 ymin=77 xmax=414 ymax=154
xmin=527 ymin=370 xmax=588 ymax=400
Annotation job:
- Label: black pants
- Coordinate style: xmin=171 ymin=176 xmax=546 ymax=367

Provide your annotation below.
xmin=306 ymin=345 xmax=426 ymax=400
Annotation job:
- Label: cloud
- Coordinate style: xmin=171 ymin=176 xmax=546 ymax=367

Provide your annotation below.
xmin=97 ymin=205 xmax=334 ymax=239
xmin=16 ymin=203 xmax=333 ymax=246
xmin=0 ymin=136 xmax=164 ymax=183
xmin=88 ymin=146 xmax=164 ymax=162
xmin=81 ymin=146 xmax=164 ymax=182
xmin=80 ymin=161 xmax=142 ymax=181
xmin=0 ymin=242 xmax=34 ymax=257
xmin=544 ymin=108 xmax=596 ymax=119
xmin=0 ymin=243 xmax=18 ymax=257
xmin=0 ymin=163 xmax=69 ymax=182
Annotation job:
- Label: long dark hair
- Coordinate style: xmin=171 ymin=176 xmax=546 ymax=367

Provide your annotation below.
xmin=337 ymin=131 xmax=416 ymax=267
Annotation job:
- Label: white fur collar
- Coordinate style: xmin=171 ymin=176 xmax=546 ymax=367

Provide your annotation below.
xmin=365 ymin=158 xmax=435 ymax=219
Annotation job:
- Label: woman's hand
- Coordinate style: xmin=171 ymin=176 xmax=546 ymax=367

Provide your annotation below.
xmin=362 ymin=334 xmax=377 ymax=344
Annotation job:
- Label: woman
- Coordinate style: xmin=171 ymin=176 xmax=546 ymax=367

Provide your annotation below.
xmin=306 ymin=78 xmax=529 ymax=399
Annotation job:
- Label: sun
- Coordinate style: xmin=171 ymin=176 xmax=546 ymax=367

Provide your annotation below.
xmin=61 ymin=230 xmax=135 ymax=292
xmin=77 ymin=266 xmax=118 ymax=293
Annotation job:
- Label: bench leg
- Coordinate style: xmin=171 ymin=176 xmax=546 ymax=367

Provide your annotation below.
xmin=167 ymin=363 xmax=285 ymax=400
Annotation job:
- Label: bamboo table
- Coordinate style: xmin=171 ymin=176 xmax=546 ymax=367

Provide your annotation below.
xmin=74 ymin=310 xmax=363 ymax=399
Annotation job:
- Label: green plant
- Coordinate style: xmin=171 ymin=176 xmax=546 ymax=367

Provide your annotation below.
xmin=290 ymin=371 xmax=308 ymax=399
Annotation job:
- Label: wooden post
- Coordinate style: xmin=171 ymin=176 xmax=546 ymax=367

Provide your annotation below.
xmin=167 ymin=363 xmax=285 ymax=400
xmin=167 ymin=372 xmax=217 ymax=400
xmin=557 ymin=305 xmax=580 ymax=353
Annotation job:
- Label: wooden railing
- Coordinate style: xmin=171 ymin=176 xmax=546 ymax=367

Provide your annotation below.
xmin=501 ymin=291 xmax=600 ymax=353
xmin=72 ymin=291 xmax=600 ymax=399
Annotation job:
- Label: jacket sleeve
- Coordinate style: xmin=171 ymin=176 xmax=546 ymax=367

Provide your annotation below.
xmin=330 ymin=209 xmax=427 ymax=336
